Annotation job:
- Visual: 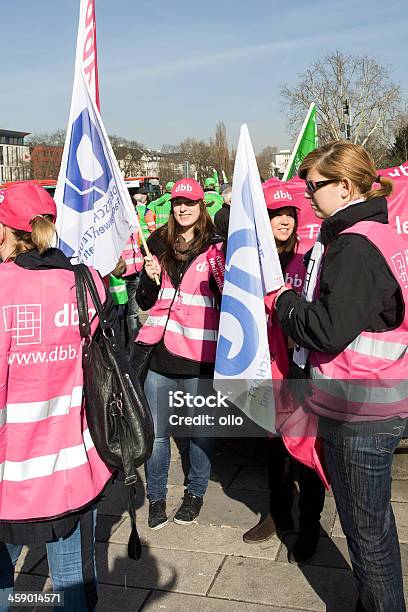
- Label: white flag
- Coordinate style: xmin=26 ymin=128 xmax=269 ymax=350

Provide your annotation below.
xmin=214 ymin=124 xmax=283 ymax=432
xmin=54 ymin=0 xmax=137 ymax=276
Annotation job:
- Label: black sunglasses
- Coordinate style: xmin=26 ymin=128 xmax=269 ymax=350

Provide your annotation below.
xmin=305 ymin=178 xmax=339 ymax=193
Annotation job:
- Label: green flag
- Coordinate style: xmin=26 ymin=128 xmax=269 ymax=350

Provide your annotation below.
xmin=283 ymin=103 xmax=317 ymax=181
xmin=212 ymin=169 xmax=220 ymax=192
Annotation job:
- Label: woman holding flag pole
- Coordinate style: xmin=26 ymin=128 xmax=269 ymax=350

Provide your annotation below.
xmin=275 ymin=141 xmax=407 ymax=612
xmin=133 ymin=178 xmax=223 ymax=530
xmin=242 ymin=184 xmax=326 ymax=563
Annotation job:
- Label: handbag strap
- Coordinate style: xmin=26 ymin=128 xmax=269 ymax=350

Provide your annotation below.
xmin=75 ymin=264 xmax=119 ymax=351
xmin=73 ymin=267 xmax=91 ymax=340
xmin=74 ymin=265 xmax=142 ymax=561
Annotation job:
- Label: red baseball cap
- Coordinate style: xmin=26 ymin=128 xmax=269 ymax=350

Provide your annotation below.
xmin=0 ymin=181 xmax=57 ymax=232
xmin=170 ymin=178 xmax=204 ymax=202
xmin=262 ymin=184 xmax=301 ymax=212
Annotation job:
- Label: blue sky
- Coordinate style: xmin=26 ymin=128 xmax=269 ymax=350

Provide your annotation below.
xmin=2 ymin=0 xmax=408 ymax=152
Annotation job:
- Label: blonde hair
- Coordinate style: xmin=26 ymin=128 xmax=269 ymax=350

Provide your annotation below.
xmin=11 ymin=215 xmax=56 ymax=257
xmin=298 ymin=141 xmax=393 ymax=201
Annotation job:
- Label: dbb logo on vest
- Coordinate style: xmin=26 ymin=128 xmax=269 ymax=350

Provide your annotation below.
xmin=54 ymin=304 xmax=96 ymax=327
xmin=3 ymin=304 xmax=42 ymax=346
xmin=285 ymin=272 xmax=302 ymax=288
xmin=175 ymin=184 xmax=193 ymax=194
xmin=391 ymin=250 xmax=408 ymax=289
xmin=196 ymin=261 xmax=208 ymax=272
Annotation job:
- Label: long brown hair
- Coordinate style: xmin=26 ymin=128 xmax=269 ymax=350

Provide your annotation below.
xmin=298 ymin=141 xmax=393 ymax=201
xmin=269 ymin=207 xmax=299 ymax=254
xmin=157 ymin=199 xmax=215 ymax=276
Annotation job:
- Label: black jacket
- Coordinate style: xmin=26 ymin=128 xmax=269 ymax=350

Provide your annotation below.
xmin=275 ymin=197 xmax=403 ymax=354
xmin=214 ymin=204 xmax=230 ymax=240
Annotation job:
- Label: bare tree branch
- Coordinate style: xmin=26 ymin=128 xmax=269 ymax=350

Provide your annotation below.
xmin=280 ymin=51 xmax=402 ymax=163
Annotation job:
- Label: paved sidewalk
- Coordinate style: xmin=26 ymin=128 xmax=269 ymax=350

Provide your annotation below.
xmin=13 ymin=440 xmax=408 ymax=611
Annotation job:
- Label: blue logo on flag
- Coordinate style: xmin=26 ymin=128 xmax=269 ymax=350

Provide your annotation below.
xmin=216 ymin=175 xmax=264 ymax=375
xmin=64 ymin=108 xmax=112 ymax=213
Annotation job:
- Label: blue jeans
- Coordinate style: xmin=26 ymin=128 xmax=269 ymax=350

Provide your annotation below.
xmin=0 ymin=510 xmax=97 ymax=612
xmin=144 ymin=370 xmax=215 ymax=501
xmin=320 ymin=417 xmax=407 ymax=612
xmin=125 ymin=273 xmax=142 ymax=343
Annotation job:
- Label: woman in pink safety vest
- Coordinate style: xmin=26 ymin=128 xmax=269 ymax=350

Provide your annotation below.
xmin=0 ymin=182 xmax=114 ymax=612
xmin=275 ymin=142 xmax=408 ymax=612
xmin=132 ymin=178 xmax=222 ymax=531
xmin=242 ymin=185 xmax=326 ymax=564
xmin=122 ymin=229 xmax=144 ymax=344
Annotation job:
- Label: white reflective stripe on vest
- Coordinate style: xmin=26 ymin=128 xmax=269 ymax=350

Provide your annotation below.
xmin=144 ymin=315 xmax=168 ymax=329
xmin=0 ymin=428 xmax=94 ymax=482
xmin=158 ymin=288 xmax=176 ymax=300
xmin=310 ymin=369 xmax=408 ymax=404
xmin=145 ymin=316 xmax=217 ymax=341
xmin=0 ymin=386 xmax=83 ymax=426
xmin=346 ymin=336 xmax=408 ymax=361
xmin=166 ymin=319 xmax=217 ymax=341
xmin=159 ymin=287 xmax=216 ymax=308
xmin=109 ymin=285 xmax=127 ymax=294
xmin=125 ymin=256 xmax=143 ymax=264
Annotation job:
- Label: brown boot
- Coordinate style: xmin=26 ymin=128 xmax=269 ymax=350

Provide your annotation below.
xmin=243 ymin=514 xmax=278 ymax=543
xmin=243 ymin=513 xmax=294 ymax=543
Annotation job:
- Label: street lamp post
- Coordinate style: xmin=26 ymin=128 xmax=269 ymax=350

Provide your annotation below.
xmin=341 ymin=98 xmax=351 ymax=140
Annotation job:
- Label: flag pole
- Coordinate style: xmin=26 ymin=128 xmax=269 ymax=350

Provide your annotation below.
xmin=282 ymin=102 xmax=315 ymax=181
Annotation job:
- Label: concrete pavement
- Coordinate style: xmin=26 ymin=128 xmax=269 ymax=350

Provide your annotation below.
xmin=13 ymin=440 xmax=408 ymax=611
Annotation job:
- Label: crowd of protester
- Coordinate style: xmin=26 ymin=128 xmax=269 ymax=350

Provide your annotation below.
xmin=0 ymin=142 xmax=406 ymax=611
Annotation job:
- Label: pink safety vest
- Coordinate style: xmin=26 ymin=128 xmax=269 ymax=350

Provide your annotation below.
xmin=122 ymin=231 xmax=143 ymax=276
xmin=265 ymin=253 xmax=306 ymax=380
xmin=136 ymin=244 xmax=222 ymax=362
xmin=265 ymin=253 xmax=330 ymax=489
xmin=309 ymin=220 xmax=408 ymax=422
xmin=0 ymin=263 xmax=112 ymax=521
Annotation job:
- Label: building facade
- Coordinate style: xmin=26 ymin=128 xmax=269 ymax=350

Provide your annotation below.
xmin=30 ymin=145 xmax=63 ymax=180
xmin=0 ymin=129 xmax=31 ymax=183
xmin=272 ymin=149 xmax=291 ymax=177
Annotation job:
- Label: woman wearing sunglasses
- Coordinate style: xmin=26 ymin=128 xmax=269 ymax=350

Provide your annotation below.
xmin=134 ymin=178 xmax=222 ymax=531
xmin=243 ymin=185 xmax=326 ymax=563
xmin=275 ymin=141 xmax=407 ymax=612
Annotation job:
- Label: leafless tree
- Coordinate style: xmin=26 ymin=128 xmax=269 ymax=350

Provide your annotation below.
xmin=26 ymin=129 xmax=67 ymax=147
xmin=256 ymin=145 xmax=278 ymax=180
xmin=158 ymin=144 xmax=183 ymax=185
xmin=178 ymin=138 xmax=214 ymax=184
xmin=212 ymin=121 xmax=232 ymax=178
xmin=280 ymin=51 xmax=401 ymax=162
xmin=383 ymin=110 xmax=408 ymax=166
xmin=108 ymin=135 xmax=146 ymax=176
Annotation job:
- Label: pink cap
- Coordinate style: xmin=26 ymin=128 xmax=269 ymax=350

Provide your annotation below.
xmin=170 ymin=178 xmax=204 ymax=202
xmin=262 ymin=184 xmax=300 ymax=212
xmin=0 ymin=181 xmax=57 ymax=232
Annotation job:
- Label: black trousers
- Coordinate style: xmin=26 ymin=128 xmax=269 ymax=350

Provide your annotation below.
xmin=268 ymin=437 xmax=325 ymax=530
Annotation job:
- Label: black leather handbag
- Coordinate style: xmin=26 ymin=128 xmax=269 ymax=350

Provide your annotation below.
xmin=74 ymin=264 xmax=154 ymax=560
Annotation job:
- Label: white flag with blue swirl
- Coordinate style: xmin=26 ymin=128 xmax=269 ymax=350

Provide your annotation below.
xmin=214 ymin=124 xmax=283 ymax=432
xmin=54 ymin=0 xmax=137 ymax=276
